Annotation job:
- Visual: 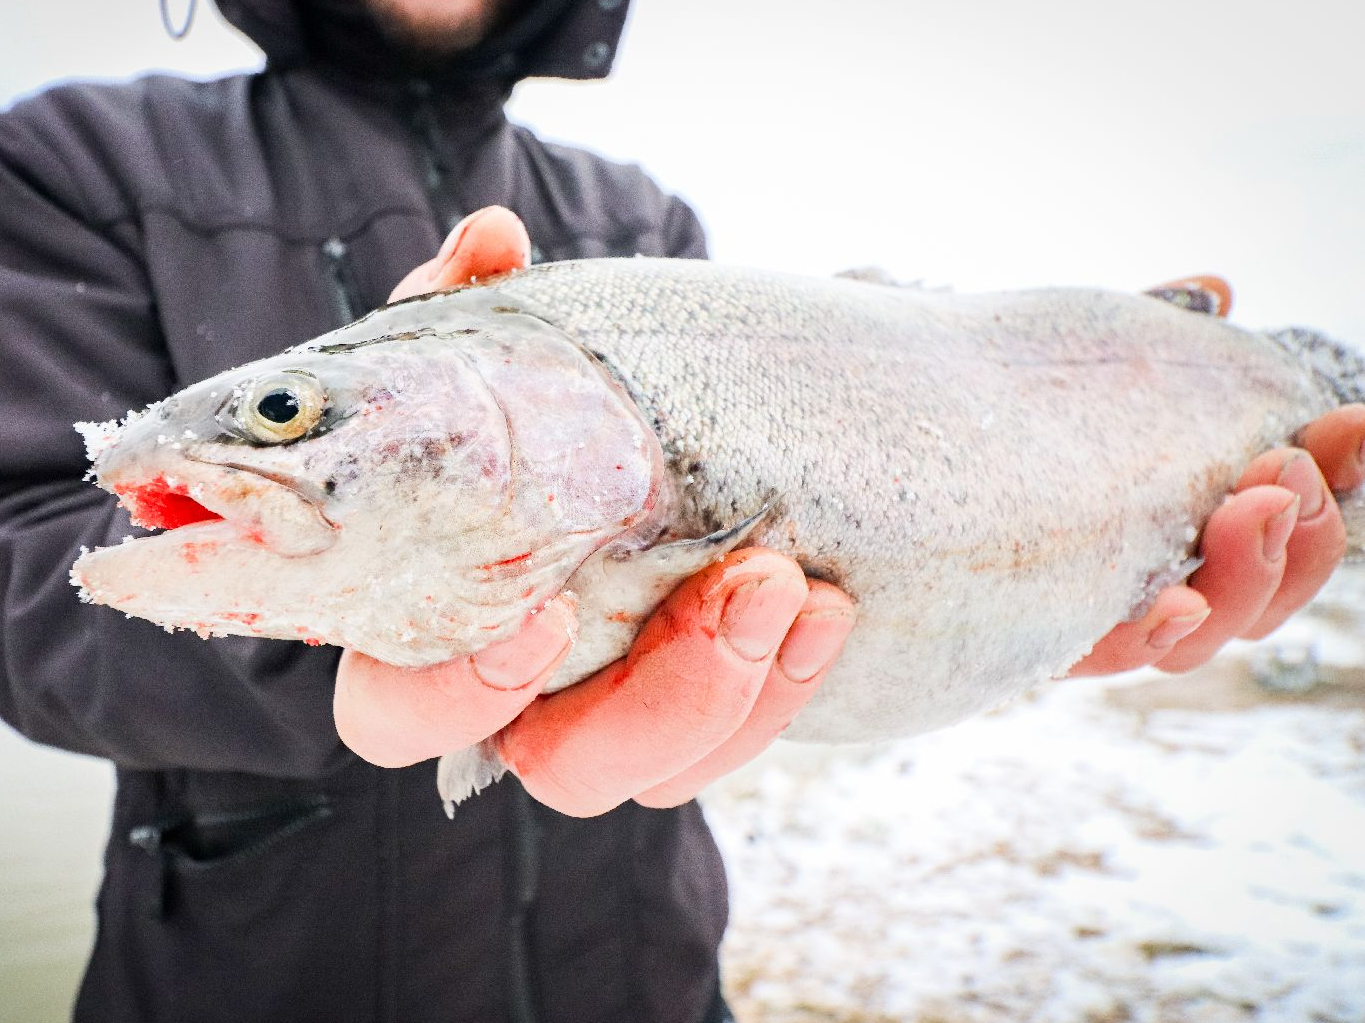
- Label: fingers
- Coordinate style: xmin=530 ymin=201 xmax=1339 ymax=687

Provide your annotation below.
xmin=634 ymin=580 xmax=855 ymax=808
xmin=1082 ymin=446 xmax=1341 ymax=676
xmin=1078 ymin=402 xmax=1365 ymax=679
xmin=333 ymin=598 xmax=576 ymax=768
xmin=432 ymin=205 xmax=532 ymax=285
xmin=387 ymin=205 xmax=532 ymax=302
xmin=498 ymin=548 xmax=811 ymax=817
xmin=1154 ymin=483 xmax=1300 ymax=672
xmin=1066 ymin=585 xmax=1209 ymax=676
xmin=1296 ymin=404 xmax=1365 ymax=491
xmin=1235 ymin=450 xmax=1344 ymax=640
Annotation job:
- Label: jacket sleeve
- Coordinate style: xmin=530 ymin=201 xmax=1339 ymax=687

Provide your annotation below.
xmin=0 ymin=105 xmax=349 ymax=777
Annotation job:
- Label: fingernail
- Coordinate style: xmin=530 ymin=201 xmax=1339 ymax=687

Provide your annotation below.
xmin=472 ymin=606 xmax=574 ymax=690
xmin=1148 ymin=608 xmax=1211 ymax=651
xmin=1263 ymin=497 xmax=1299 ymax=561
xmin=1276 ymin=453 xmax=1325 ymax=520
xmin=719 ymin=576 xmax=800 ymax=661
xmin=777 ymin=607 xmax=856 ymax=682
xmin=437 ymin=210 xmax=478 ymax=261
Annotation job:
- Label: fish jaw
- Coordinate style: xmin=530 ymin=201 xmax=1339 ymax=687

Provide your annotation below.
xmin=72 ymin=398 xmax=342 ymax=638
xmin=69 ymin=499 xmax=533 ymax=662
xmin=71 ymin=514 xmax=496 ymax=662
xmin=70 ymin=516 xmax=496 ymax=664
xmin=71 ymin=518 xmax=333 ymax=646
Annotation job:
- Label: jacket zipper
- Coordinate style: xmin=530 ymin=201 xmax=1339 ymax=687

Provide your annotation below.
xmin=321 ymin=236 xmax=360 ymax=326
xmin=407 ymin=82 xmax=464 ymax=234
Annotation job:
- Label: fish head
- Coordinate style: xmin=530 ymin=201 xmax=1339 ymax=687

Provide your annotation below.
xmin=72 ymin=291 xmax=663 ymax=665
xmin=81 ymin=334 xmax=516 ymax=536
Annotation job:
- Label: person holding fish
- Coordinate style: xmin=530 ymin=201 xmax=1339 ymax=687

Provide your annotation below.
xmin=1 ymin=1 xmax=1363 ymax=1022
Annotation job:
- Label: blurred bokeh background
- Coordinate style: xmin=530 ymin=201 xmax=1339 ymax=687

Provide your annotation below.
xmin=3 ymin=2 xmax=1364 ymax=1020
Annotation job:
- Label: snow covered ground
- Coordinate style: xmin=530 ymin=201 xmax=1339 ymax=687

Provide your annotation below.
xmin=705 ymin=572 xmax=1365 ymax=1023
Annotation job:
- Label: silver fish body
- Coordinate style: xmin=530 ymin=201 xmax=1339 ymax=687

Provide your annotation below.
xmin=485 ymin=260 xmax=1355 ymax=743
xmin=73 ymin=259 xmax=1359 ymax=752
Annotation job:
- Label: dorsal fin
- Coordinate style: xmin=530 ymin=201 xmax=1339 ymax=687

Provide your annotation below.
xmin=1144 ymin=275 xmax=1233 ymax=317
xmin=834 ymin=266 xmax=924 ymax=288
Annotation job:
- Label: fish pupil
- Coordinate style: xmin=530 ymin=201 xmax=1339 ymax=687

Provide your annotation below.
xmin=257 ymin=389 xmax=300 ymax=424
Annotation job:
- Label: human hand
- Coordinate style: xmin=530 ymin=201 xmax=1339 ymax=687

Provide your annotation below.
xmin=335 ymin=548 xmax=855 ymax=816
xmin=334 ymin=207 xmax=856 ymax=816
xmin=1072 ymin=276 xmax=1365 ymax=675
xmin=386 ymin=205 xmax=534 ymax=301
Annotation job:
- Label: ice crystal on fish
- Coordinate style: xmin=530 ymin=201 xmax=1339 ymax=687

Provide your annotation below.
xmin=74 ymin=419 xmax=123 ymax=463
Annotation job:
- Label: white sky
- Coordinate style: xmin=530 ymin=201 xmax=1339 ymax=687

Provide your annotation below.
xmin=2 ymin=0 xmax=1364 ymax=340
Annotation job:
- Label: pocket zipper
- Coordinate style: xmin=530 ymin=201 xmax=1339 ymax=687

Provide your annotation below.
xmin=129 ymin=796 xmax=334 ymax=918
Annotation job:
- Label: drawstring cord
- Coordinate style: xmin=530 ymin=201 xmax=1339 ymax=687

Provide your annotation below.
xmin=159 ymin=0 xmax=197 ymax=40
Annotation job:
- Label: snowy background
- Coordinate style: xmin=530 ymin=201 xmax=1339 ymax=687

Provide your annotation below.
xmin=709 ymin=580 xmax=1365 ymax=1022
xmin=2 ymin=1 xmax=1364 ymax=1020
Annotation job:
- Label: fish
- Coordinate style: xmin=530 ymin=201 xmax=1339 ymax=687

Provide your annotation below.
xmin=70 ymin=258 xmax=1365 ymax=806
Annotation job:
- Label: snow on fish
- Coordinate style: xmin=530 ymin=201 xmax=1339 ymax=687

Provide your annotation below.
xmin=70 ymin=258 xmax=1365 ymax=806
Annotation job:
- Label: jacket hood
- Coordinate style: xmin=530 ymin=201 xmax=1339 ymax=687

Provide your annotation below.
xmin=212 ymin=0 xmax=630 ymax=84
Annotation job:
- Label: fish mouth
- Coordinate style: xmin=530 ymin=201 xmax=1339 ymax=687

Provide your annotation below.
xmin=113 ymin=476 xmax=226 ymax=531
xmin=106 ymin=458 xmax=337 ymax=558
xmin=71 ymin=456 xmax=338 ymax=641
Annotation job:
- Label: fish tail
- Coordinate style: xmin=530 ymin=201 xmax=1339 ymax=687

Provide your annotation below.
xmin=1337 ymin=491 xmax=1365 ymax=564
xmin=1269 ymin=327 xmax=1365 ymax=407
xmin=1265 ymin=328 xmax=1365 ymax=559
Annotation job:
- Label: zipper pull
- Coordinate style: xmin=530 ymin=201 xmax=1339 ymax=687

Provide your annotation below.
xmin=322 ymin=237 xmax=359 ymax=325
xmin=128 ymin=822 xmax=171 ymax=919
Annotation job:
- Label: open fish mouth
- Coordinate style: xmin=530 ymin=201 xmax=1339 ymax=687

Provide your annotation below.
xmin=102 ymin=458 xmax=337 ymax=558
xmin=113 ymin=475 xmax=226 ymax=531
xmin=70 ymin=456 xmax=341 ymax=641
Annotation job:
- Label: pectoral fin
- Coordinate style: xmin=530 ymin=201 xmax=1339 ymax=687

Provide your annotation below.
xmin=548 ymin=507 xmax=773 ymax=693
xmin=1144 ymin=275 xmax=1233 ymax=317
xmin=434 ymin=506 xmax=773 ymax=815
xmin=437 ymin=738 xmax=507 ymax=816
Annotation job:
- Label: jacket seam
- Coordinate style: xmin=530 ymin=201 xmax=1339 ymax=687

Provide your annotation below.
xmin=81 ymin=199 xmax=664 ymax=255
xmin=85 ymin=201 xmax=429 ymax=243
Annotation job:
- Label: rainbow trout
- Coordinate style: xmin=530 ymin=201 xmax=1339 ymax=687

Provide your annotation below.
xmin=71 ymin=259 xmax=1364 ymax=802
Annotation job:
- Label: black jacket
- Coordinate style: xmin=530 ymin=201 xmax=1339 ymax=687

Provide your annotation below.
xmin=0 ymin=2 xmax=727 ymax=1020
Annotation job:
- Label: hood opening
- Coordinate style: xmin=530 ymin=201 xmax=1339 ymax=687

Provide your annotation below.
xmin=212 ymin=0 xmax=631 ymax=86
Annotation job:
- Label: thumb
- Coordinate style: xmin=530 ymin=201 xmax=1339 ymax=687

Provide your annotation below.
xmin=388 ymin=206 xmax=532 ymax=302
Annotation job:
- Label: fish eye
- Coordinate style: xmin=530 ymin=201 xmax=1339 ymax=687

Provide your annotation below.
xmin=235 ymin=371 xmax=326 ymax=444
